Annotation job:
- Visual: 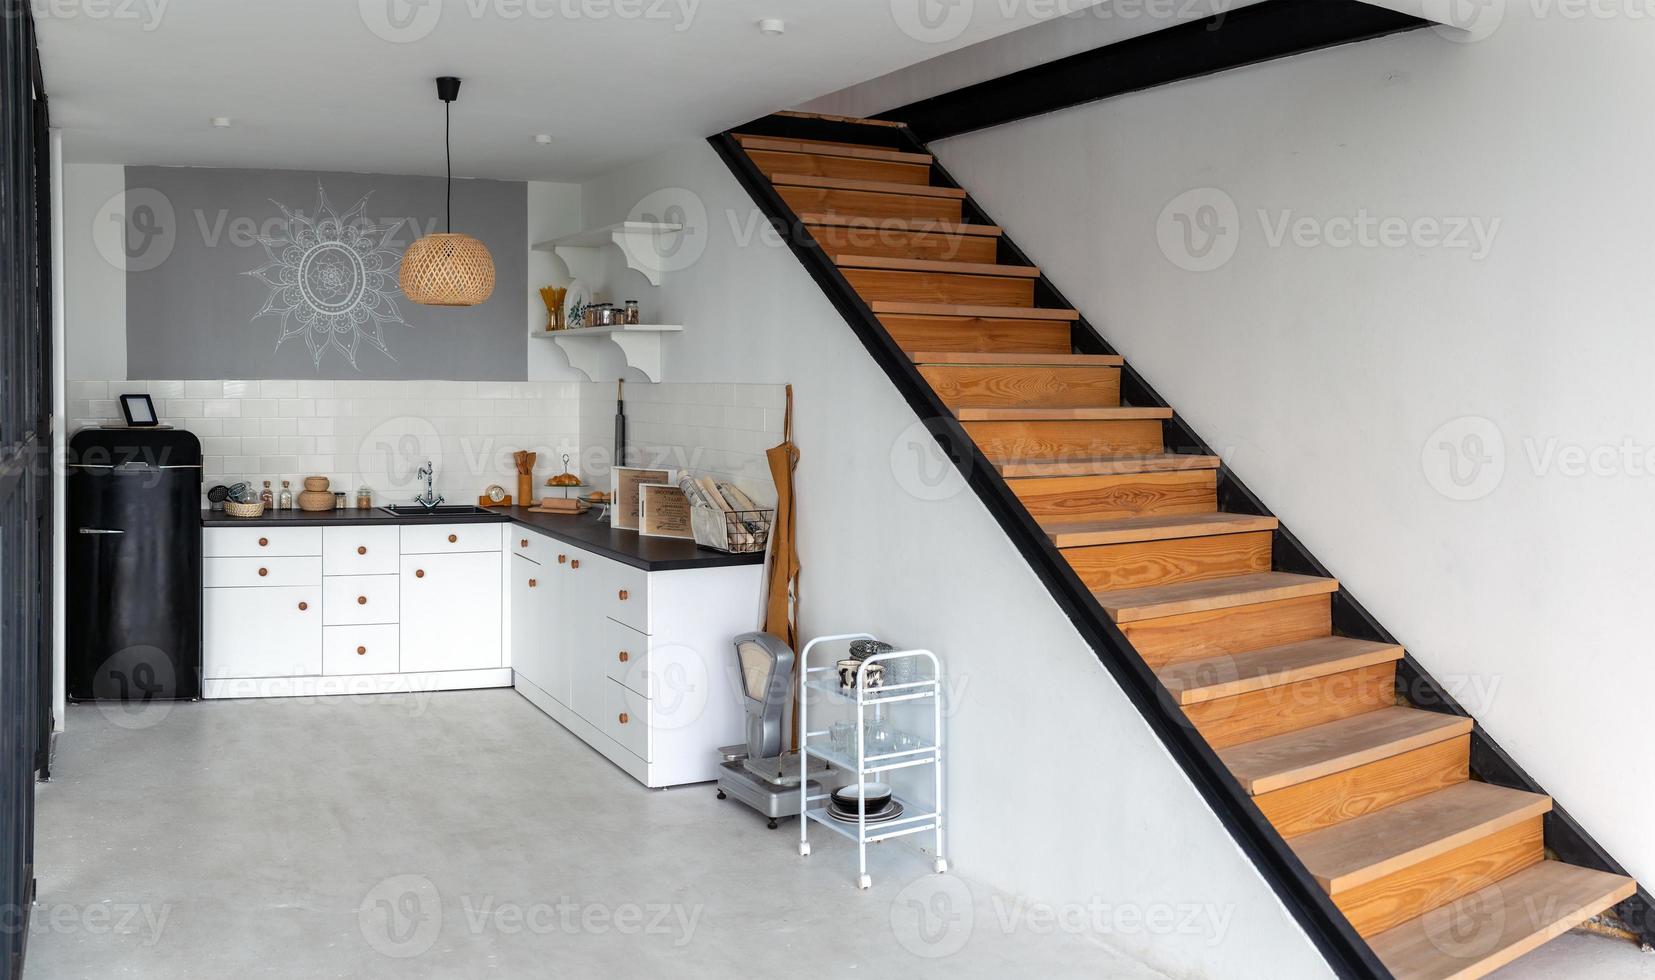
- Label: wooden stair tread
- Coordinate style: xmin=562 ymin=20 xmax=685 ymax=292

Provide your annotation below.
xmin=1369 ymin=861 xmax=1636 ymax=980
xmin=837 ymin=255 xmax=1041 ymax=278
xmin=1043 ymin=512 xmax=1279 ymax=548
xmin=1095 ymin=571 xmax=1338 ymax=624
xmin=1158 ymin=636 xmax=1403 ymax=705
xmin=1218 ymin=707 xmax=1473 ymax=796
xmin=770 ymin=173 xmax=966 ymax=199
xmin=955 ymin=406 xmax=1171 ymax=422
xmin=912 ymin=352 xmax=1122 ymax=366
xmin=871 ymin=301 xmax=1077 ymax=321
xmin=1292 ymin=782 xmax=1552 ymax=895
xmin=995 ymin=454 xmax=1221 ymax=478
xmin=733 ymin=134 xmax=932 ymax=165
xmin=801 ymin=214 xmax=1002 ymax=237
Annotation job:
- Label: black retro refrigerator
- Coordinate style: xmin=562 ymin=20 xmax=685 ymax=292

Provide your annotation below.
xmin=67 ymin=428 xmax=202 ymax=702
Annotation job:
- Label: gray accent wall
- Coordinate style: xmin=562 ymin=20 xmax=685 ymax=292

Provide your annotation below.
xmin=124 ymin=167 xmax=526 ymax=380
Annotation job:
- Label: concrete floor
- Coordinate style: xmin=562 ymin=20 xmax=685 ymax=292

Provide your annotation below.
xmin=27 ymin=689 xmax=1162 ymax=979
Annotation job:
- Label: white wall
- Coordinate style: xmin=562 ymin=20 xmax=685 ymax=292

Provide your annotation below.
xmin=61 ymin=163 xmax=125 ymax=380
xmin=916 ymin=11 xmax=1655 ymax=889
xmin=800 ymin=0 xmax=1263 ymax=120
xmin=576 ymin=142 xmax=1330 ymax=978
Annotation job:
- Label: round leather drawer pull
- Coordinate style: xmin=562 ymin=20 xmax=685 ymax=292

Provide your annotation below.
xmin=570 ymin=559 xmax=580 ymax=569
xmin=258 ymin=567 xmax=268 ymax=577
xmin=357 ymin=595 xmax=368 ymax=605
xmin=528 ymin=579 xmax=537 ymax=588
xmin=618 ymin=589 xmax=629 ymax=601
xmin=617 ymin=713 xmax=629 ymax=725
xmin=415 ymin=569 xmax=425 ymax=578
xmin=357 ymin=545 xmax=367 ymax=555
xmin=356 ymin=646 xmax=367 ymax=656
xmin=258 ymin=537 xmax=269 ymax=547
xmin=557 ymin=554 xmax=567 ymax=564
xmin=618 ymin=651 xmax=629 ymax=663
xmin=447 ymin=534 xmax=458 ymax=543
xmin=520 ymin=538 xmax=529 ymax=548
xmin=297 ymin=601 xmax=308 ymax=611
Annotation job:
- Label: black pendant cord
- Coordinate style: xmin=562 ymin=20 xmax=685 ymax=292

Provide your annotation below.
xmin=444 ymin=99 xmax=452 ymax=234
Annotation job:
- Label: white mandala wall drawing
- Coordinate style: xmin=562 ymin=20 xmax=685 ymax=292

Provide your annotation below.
xmin=245 ymin=185 xmax=410 ymax=369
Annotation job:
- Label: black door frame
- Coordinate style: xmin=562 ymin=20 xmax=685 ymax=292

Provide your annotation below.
xmin=1 ymin=2 xmax=52 ymax=977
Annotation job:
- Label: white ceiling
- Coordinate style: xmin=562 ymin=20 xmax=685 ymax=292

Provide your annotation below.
xmin=37 ymin=0 xmax=1101 ymax=182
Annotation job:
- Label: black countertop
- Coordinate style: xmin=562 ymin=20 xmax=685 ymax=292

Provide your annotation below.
xmin=201 ymin=506 xmax=764 ymax=572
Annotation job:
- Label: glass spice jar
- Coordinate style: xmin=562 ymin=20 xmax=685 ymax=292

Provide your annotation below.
xmin=623 ymin=300 xmax=640 ymax=325
xmin=356 ymin=485 xmax=372 ymax=509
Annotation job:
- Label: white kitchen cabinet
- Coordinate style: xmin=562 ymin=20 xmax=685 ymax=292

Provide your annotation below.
xmin=204 ymin=525 xmax=321 ymax=558
xmin=510 ymin=541 xmax=764 ymax=788
xmin=401 ymin=522 xmax=501 ymax=556
xmin=323 ymin=624 xmax=399 ymax=676
xmin=204 ymin=584 xmax=321 ymax=678
xmin=510 ymin=553 xmax=547 ymax=692
xmin=321 ymin=525 xmax=400 ymax=575
xmin=399 ymin=551 xmax=503 ymax=673
xmin=203 ymin=521 xmax=506 ymax=698
xmin=322 ymin=574 xmax=399 ymax=626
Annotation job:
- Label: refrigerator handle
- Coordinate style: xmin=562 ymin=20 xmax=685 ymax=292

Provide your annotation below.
xmin=77 ymin=528 xmax=126 ymax=535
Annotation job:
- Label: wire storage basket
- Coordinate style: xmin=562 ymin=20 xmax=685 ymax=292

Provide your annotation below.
xmin=690 ymin=505 xmax=774 ymax=554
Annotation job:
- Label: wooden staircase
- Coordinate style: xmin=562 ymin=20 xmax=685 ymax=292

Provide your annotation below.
xmin=728 ymin=124 xmax=1637 ymax=979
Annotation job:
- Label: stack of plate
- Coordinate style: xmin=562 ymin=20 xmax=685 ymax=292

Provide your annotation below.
xmin=827 ymin=782 xmax=905 ymax=824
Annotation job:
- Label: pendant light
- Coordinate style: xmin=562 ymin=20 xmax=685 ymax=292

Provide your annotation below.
xmin=400 ymin=76 xmax=496 ymax=307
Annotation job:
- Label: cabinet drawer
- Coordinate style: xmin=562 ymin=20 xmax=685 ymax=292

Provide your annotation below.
xmin=322 ymin=525 xmax=400 ymax=576
xmin=204 ymin=585 xmax=321 ymax=678
xmin=510 ymin=527 xmax=556 ymax=565
xmin=205 ymin=525 xmax=322 ymax=558
xmin=603 ymin=561 xmax=650 ymax=634
xmin=322 ymin=574 xmax=399 ymax=625
xmin=205 ymin=556 xmax=321 ymax=588
xmin=401 ymin=522 xmax=502 ymax=555
xmin=605 ymin=678 xmax=650 ymax=761
xmin=323 ymin=625 xmax=399 ymax=675
xmin=604 ymin=618 xmax=651 ymax=697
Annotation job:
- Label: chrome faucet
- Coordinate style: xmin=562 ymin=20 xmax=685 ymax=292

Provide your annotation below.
xmin=414 ymin=460 xmax=445 ymax=510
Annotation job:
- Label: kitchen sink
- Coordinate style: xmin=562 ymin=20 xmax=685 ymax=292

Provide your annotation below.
xmin=377 ymin=504 xmax=498 ymax=518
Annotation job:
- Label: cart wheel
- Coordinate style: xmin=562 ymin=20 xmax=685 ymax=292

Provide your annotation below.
xmin=934 ymin=858 xmax=949 ymax=874
xmin=767 ymin=818 xmax=778 ymax=829
xmin=857 ymin=874 xmax=872 ymax=890
xmin=716 ymin=790 xmax=726 ymax=800
xmin=798 ymin=842 xmax=811 ymax=857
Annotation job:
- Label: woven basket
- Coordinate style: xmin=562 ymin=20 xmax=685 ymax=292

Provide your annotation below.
xmin=400 ymin=233 xmax=496 ymax=306
xmin=223 ymin=500 xmax=265 ymax=519
xmin=303 ymin=476 xmax=330 ymax=493
xmin=297 ymin=490 xmax=336 ymax=512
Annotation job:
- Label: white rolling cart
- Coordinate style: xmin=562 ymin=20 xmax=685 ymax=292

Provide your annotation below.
xmin=797 ymin=633 xmax=947 ymax=890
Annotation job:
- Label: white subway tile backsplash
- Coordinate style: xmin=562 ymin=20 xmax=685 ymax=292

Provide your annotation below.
xmin=92 ymin=379 xmax=773 ymax=508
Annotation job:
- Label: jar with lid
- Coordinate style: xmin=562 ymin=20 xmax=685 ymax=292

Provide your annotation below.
xmin=278 ymin=480 xmax=293 ymax=510
xmin=356 ymin=485 xmax=373 ymax=509
xmin=623 ymin=300 xmax=640 ymax=325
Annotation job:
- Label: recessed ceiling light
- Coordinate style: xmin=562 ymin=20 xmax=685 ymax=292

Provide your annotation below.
xmin=757 ymin=18 xmax=785 ymax=35
xmin=533 ymin=134 xmax=553 ymax=145
xmin=210 ymin=117 xmax=233 ymax=128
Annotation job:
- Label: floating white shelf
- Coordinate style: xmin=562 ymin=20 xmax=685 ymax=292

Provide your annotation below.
xmin=532 ymin=324 xmax=683 ymax=383
xmin=531 ymin=221 xmax=684 ymax=286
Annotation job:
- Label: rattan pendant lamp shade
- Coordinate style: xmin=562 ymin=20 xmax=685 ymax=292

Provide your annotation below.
xmin=400 ymin=76 xmax=496 ymax=307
